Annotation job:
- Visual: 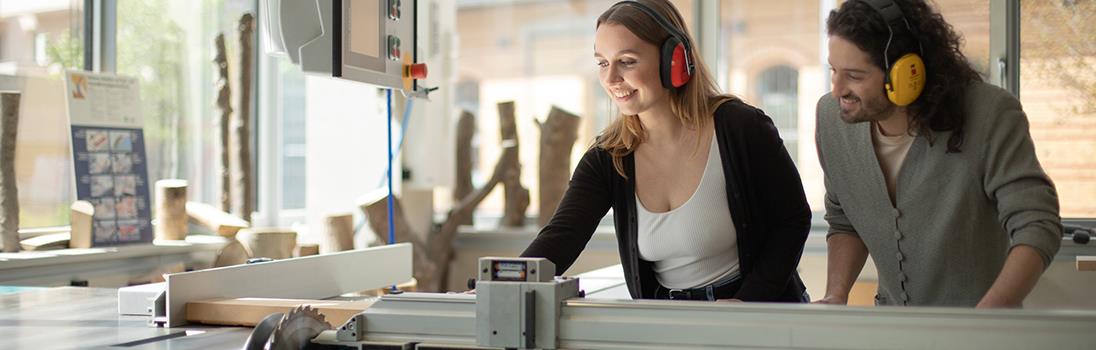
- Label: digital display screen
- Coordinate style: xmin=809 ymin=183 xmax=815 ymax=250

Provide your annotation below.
xmin=349 ymin=0 xmax=380 ymax=59
xmin=492 ymin=261 xmax=528 ymax=281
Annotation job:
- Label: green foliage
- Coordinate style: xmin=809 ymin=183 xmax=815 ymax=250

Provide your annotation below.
xmin=45 ymin=31 xmax=83 ymax=70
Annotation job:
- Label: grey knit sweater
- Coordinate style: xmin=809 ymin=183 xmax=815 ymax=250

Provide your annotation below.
xmin=815 ymin=81 xmax=1062 ymax=307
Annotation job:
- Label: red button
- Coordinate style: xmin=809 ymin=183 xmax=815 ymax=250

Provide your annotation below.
xmin=408 ymin=63 xmax=427 ymax=79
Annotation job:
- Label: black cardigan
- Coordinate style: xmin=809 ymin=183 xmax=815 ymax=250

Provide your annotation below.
xmin=521 ymin=100 xmax=811 ymax=302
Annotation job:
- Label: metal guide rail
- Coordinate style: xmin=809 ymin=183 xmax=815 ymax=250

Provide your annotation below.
xmin=309 ymin=257 xmax=1096 ymax=349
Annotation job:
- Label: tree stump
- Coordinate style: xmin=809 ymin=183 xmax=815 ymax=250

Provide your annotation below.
xmin=0 ymin=92 xmax=20 ymax=252
xmin=214 ymin=33 xmax=233 ymax=213
xmin=231 ymin=13 xmax=255 ymax=222
xmin=454 ymin=110 xmax=476 ymax=225
xmin=497 ymin=102 xmax=529 ymax=227
xmin=154 ymin=179 xmax=188 ymax=241
xmin=537 ymin=106 xmax=581 ymax=226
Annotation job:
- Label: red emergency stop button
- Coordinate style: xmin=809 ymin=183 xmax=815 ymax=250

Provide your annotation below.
xmin=405 ymin=63 xmax=427 ymax=79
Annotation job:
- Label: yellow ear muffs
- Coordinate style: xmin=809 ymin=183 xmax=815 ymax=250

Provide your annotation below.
xmin=885 ymin=53 xmax=926 ymax=106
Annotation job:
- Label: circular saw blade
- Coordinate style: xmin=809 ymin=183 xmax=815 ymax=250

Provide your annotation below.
xmin=269 ymin=305 xmax=332 ymax=350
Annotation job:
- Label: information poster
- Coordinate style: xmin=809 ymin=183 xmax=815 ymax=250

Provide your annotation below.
xmin=65 ymin=70 xmax=153 ymax=246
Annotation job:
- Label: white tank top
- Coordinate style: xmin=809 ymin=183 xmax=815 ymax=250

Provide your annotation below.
xmin=636 ymin=135 xmax=740 ymax=289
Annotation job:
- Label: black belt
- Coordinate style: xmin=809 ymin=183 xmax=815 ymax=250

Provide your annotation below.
xmin=661 ymin=273 xmax=742 ymax=301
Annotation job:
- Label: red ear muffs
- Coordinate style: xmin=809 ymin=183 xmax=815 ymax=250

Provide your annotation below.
xmin=617 ymin=0 xmax=695 ymax=89
xmin=660 ymin=37 xmax=691 ymax=88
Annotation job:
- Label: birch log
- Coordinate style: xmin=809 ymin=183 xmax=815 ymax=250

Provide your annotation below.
xmin=231 ymin=13 xmax=255 ymax=222
xmin=214 ymin=33 xmax=233 ymax=213
xmin=154 ymin=179 xmax=188 ymax=241
xmin=537 ymin=106 xmax=580 ymax=226
xmin=497 ymin=102 xmax=528 ymax=227
xmin=0 ymin=92 xmax=20 ymax=252
xmin=453 ymin=110 xmax=475 ymax=225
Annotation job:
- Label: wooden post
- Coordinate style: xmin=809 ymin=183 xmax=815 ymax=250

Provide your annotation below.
xmin=231 ymin=13 xmax=255 ymax=222
xmin=453 ymin=110 xmax=475 ymax=225
xmin=324 ymin=212 xmax=355 ymax=252
xmin=214 ymin=33 xmax=233 ymax=213
xmin=154 ymin=179 xmax=189 ymax=240
xmin=0 ymin=92 xmax=20 ymax=252
xmin=497 ymin=102 xmax=529 ymax=227
xmin=537 ymin=106 xmax=581 ymax=226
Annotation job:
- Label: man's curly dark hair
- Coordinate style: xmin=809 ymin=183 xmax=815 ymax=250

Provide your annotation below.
xmin=827 ymin=0 xmax=982 ymax=153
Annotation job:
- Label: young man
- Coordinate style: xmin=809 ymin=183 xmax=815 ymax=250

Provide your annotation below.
xmin=815 ymin=0 xmax=1061 ymax=307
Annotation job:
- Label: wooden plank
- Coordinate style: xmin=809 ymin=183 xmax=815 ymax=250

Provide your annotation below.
xmin=165 ymin=242 xmax=411 ymax=327
xmin=1077 ymin=256 xmax=1096 ymax=271
xmin=186 ymin=298 xmax=374 ymax=327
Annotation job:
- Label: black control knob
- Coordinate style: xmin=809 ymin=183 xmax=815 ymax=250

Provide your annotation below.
xmin=1073 ymin=229 xmax=1091 ymax=245
xmin=467 ymin=278 xmax=477 ymax=290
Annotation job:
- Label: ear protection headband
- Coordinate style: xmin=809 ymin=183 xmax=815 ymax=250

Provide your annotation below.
xmin=861 ymin=0 xmax=926 ymax=106
xmin=612 ymin=1 xmax=694 ymax=89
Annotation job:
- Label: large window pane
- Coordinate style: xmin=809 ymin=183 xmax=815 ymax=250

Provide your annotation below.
xmin=0 ymin=0 xmax=84 ymax=227
xmin=721 ymin=0 xmax=824 ymax=209
xmin=116 ymin=0 xmax=255 ymax=209
xmin=453 ymin=0 xmax=692 ymax=219
xmin=1020 ymin=1 xmax=1096 ymax=218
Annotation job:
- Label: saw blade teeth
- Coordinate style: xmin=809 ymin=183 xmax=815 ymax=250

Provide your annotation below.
xmin=269 ymin=304 xmax=333 ymax=350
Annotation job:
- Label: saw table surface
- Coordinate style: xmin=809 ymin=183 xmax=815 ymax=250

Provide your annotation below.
xmin=0 ymin=287 xmax=253 ymax=349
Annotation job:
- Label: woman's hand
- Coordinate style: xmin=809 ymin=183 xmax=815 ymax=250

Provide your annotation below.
xmin=812 ymin=295 xmax=847 ymax=305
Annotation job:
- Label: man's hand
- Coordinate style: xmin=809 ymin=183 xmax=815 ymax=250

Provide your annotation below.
xmin=976 ymin=245 xmax=1045 ymax=309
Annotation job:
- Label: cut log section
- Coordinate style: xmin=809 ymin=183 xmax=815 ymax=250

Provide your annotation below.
xmin=537 ymin=106 xmax=580 ymax=226
xmin=214 ymin=33 xmax=233 ymax=213
xmin=497 ymin=101 xmax=529 ymax=227
xmin=230 ymin=14 xmax=255 ymax=222
xmin=186 ymin=201 xmax=249 ymax=237
xmin=324 ymin=212 xmax=354 ymax=252
xmin=69 ymin=200 xmax=94 ymax=248
xmin=295 ymin=243 xmax=320 ymax=257
xmin=213 ymin=238 xmax=251 ymax=267
xmin=1 ymin=92 xmax=20 ymax=252
xmin=238 ymin=227 xmax=296 ymax=260
xmin=154 ymin=179 xmax=188 ymax=241
xmin=453 ymin=110 xmax=476 ymax=225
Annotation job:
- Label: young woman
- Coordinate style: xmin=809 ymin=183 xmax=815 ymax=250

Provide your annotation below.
xmin=520 ymin=0 xmax=812 ymax=302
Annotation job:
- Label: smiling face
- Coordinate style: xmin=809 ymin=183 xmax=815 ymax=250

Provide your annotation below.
xmin=828 ymin=34 xmax=895 ymax=124
xmin=595 ymin=22 xmax=670 ymax=117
